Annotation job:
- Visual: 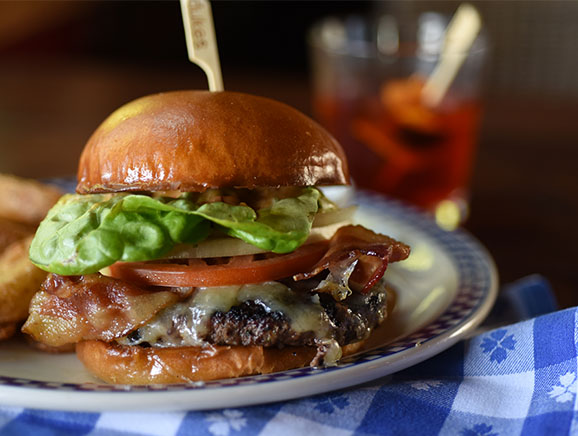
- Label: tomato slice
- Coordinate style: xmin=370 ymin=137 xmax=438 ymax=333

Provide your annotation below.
xmin=108 ymin=242 xmax=329 ymax=288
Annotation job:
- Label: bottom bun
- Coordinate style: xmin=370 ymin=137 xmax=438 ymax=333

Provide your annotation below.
xmin=76 ymin=340 xmax=365 ymax=385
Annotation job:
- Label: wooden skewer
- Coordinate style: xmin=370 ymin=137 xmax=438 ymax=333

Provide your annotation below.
xmin=421 ymin=3 xmax=481 ymax=107
xmin=180 ymin=0 xmax=224 ymax=92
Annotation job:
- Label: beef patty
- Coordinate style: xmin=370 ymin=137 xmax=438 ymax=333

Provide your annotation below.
xmin=123 ymin=279 xmax=389 ymax=349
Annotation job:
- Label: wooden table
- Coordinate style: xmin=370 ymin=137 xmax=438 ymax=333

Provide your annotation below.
xmin=1 ymin=62 xmax=577 ymax=307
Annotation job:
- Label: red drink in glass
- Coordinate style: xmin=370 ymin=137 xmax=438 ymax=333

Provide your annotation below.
xmin=314 ymin=77 xmax=482 ymax=212
xmin=309 ymin=13 xmax=487 ymax=227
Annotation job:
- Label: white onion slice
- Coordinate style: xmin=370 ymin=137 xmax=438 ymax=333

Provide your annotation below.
xmin=168 ymin=238 xmax=266 ymax=259
xmin=312 ymin=206 xmax=357 ymax=228
xmin=167 ymin=219 xmax=353 ymax=259
xmin=306 ymin=222 xmax=351 ymax=244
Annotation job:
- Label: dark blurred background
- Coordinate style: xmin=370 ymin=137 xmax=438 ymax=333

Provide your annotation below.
xmin=0 ymin=1 xmax=577 ymax=306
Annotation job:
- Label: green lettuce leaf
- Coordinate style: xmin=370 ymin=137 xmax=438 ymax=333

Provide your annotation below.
xmin=29 ymin=188 xmax=320 ymax=275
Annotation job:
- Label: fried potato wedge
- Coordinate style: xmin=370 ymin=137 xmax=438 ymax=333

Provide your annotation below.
xmin=0 ymin=174 xmax=62 ymax=225
xmin=0 ymin=217 xmax=34 ymax=253
xmin=0 ymin=236 xmax=48 ymax=324
xmin=0 ymin=322 xmax=17 ymax=341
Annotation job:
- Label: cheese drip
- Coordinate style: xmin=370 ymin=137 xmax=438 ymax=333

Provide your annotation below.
xmin=118 ymin=282 xmax=342 ymax=364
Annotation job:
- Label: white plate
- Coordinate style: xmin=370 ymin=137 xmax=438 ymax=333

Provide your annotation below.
xmin=0 ymin=191 xmax=498 ymax=412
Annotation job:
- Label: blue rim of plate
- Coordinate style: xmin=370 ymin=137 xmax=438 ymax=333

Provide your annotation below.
xmin=0 ymin=188 xmax=497 ymax=394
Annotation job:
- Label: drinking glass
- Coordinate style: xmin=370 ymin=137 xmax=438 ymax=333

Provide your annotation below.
xmin=309 ymin=12 xmax=488 ymax=229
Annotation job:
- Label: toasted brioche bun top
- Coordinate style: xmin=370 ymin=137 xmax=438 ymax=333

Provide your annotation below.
xmin=76 ymin=91 xmax=349 ymax=193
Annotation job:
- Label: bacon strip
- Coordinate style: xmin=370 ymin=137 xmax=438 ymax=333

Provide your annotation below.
xmin=294 ymin=225 xmax=410 ymax=295
xmin=22 ymin=274 xmax=185 ymax=347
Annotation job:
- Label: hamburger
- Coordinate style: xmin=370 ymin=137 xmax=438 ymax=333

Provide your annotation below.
xmin=23 ymin=91 xmax=410 ymax=384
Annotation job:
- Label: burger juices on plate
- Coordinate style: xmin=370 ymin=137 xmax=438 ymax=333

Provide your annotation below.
xmin=23 ymin=91 xmax=410 ymax=384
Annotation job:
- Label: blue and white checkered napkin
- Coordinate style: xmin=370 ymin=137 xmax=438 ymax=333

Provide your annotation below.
xmin=1 ymin=275 xmax=575 ymax=436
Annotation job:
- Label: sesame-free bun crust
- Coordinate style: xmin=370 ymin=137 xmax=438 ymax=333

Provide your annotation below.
xmin=77 ymin=91 xmax=349 ymax=193
xmin=76 ymin=340 xmax=364 ymax=385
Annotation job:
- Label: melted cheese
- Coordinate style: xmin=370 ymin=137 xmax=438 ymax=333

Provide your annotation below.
xmin=118 ymin=282 xmax=341 ymax=364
